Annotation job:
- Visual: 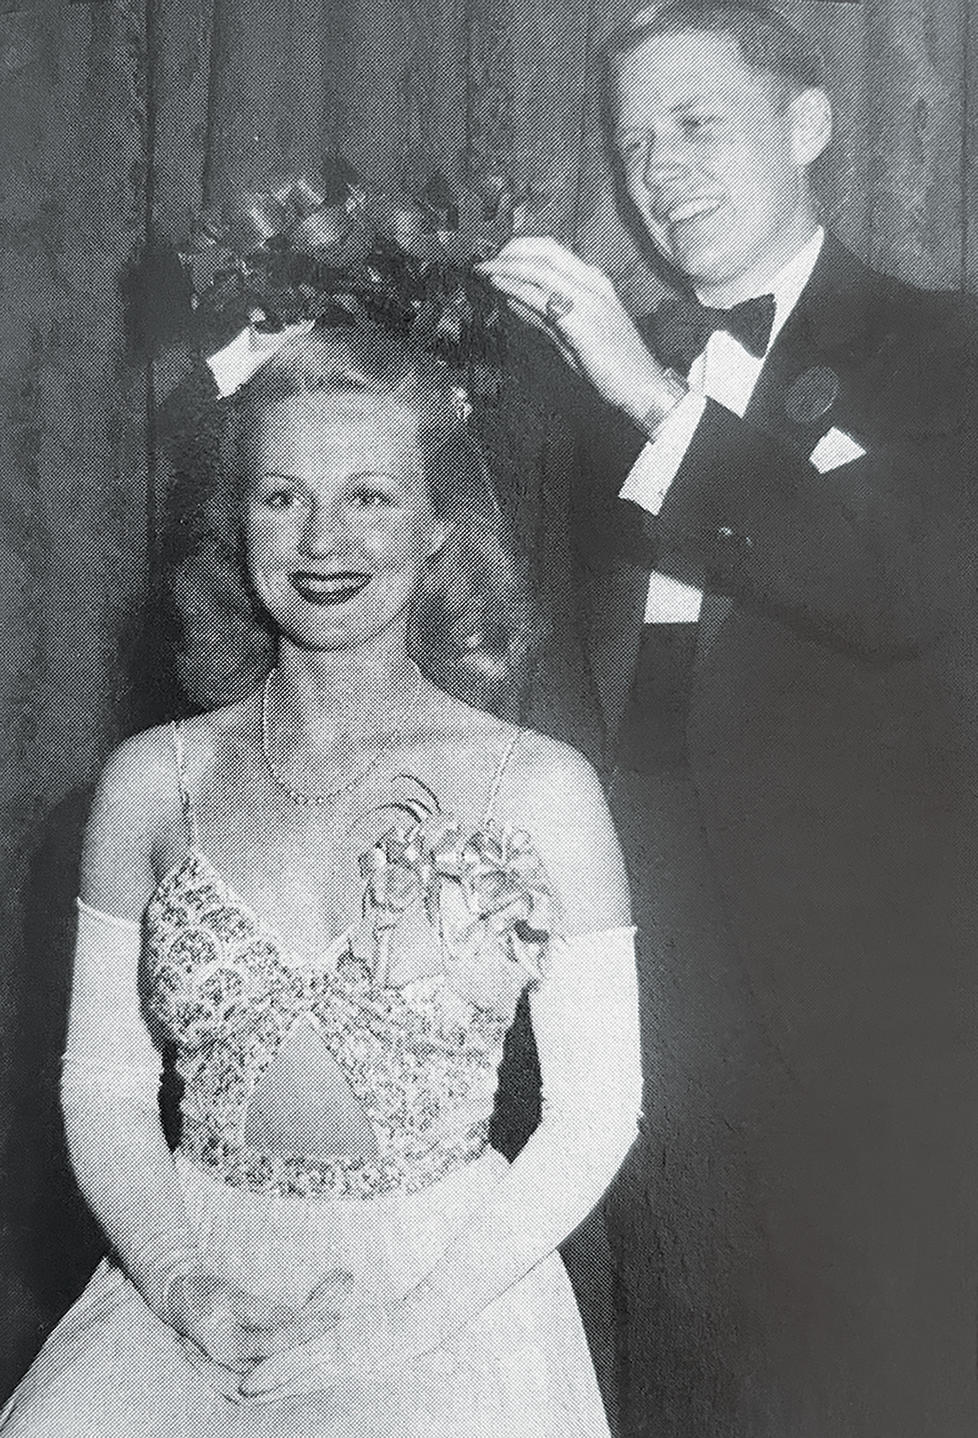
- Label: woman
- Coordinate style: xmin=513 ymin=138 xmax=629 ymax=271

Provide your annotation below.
xmin=0 ymin=319 xmax=641 ymax=1437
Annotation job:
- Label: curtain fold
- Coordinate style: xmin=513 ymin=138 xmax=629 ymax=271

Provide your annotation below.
xmin=0 ymin=0 xmax=152 ymax=1394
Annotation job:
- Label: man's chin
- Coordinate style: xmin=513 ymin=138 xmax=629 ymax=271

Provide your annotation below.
xmin=654 ymin=235 xmax=743 ymax=293
xmin=640 ymin=225 xmax=721 ymax=290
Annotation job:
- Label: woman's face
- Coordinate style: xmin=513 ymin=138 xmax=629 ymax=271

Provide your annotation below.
xmin=244 ymin=391 xmax=446 ymax=653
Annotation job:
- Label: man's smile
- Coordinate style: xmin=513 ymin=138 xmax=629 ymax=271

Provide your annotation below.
xmin=647 ymin=183 xmax=728 ymax=230
xmin=662 ymin=195 xmax=727 ymax=227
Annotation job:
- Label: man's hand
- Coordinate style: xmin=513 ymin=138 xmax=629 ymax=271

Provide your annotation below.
xmin=477 ymin=237 xmax=678 ymax=426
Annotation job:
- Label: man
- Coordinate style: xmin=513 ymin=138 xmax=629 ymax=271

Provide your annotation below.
xmin=482 ymin=4 xmax=978 ymax=1435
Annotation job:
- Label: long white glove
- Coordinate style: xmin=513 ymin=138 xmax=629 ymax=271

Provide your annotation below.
xmin=241 ymin=924 xmax=642 ymax=1398
xmin=61 ymin=901 xmax=197 ymax=1314
xmin=62 ymin=902 xmax=305 ymax=1377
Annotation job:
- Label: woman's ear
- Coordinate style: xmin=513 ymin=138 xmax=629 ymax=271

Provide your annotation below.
xmin=790 ymin=87 xmax=833 ymax=169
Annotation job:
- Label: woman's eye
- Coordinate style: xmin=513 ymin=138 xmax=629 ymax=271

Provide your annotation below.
xmin=258 ymin=487 xmax=297 ymax=510
xmin=351 ymin=487 xmax=397 ymax=509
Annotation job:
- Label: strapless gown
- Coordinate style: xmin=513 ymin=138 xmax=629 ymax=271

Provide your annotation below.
xmin=0 ymin=847 xmax=612 ymax=1438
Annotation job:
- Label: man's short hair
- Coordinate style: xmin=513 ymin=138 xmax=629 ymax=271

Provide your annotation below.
xmin=601 ymin=1 xmax=826 ymax=105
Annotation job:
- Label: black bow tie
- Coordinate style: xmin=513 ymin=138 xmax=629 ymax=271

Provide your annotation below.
xmin=653 ymin=292 xmax=777 ymax=374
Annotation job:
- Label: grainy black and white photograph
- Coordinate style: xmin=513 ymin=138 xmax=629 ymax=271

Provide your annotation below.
xmin=1 ymin=0 xmax=976 ymax=1433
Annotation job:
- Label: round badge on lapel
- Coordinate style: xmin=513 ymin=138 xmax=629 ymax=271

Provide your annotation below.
xmin=785 ymin=365 xmax=839 ymax=425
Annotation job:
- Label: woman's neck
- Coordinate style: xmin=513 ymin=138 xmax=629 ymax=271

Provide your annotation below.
xmin=271 ymin=639 xmax=423 ymax=750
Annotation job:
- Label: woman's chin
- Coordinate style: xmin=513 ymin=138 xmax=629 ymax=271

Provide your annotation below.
xmin=257 ymin=600 xmax=367 ymax=650
xmin=275 ymin=614 xmax=408 ymax=657
xmin=281 ymin=626 xmax=368 ymax=654
xmin=266 ymin=593 xmax=417 ymax=658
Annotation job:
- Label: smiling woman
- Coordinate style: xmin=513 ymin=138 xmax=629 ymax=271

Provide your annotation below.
xmin=0 ymin=312 xmax=640 ymax=1438
xmin=179 ymin=324 xmax=534 ymax=715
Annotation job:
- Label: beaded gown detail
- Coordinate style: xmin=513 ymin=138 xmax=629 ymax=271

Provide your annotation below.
xmin=0 ymin=726 xmax=621 ymax=1438
xmin=145 ymin=849 xmax=503 ymax=1204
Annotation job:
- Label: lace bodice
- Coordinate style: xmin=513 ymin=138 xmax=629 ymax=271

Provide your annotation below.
xmin=142 ymin=844 xmax=536 ymax=1201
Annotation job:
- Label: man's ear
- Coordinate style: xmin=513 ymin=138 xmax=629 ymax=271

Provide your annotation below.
xmin=790 ymin=87 xmax=833 ymax=168
xmin=426 ymin=516 xmax=449 ymax=561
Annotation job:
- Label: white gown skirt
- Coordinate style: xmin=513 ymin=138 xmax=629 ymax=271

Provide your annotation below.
xmin=0 ymin=1149 xmax=611 ymax=1438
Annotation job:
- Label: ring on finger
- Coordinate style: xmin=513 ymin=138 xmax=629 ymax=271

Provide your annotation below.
xmin=544 ymin=291 xmax=574 ymax=323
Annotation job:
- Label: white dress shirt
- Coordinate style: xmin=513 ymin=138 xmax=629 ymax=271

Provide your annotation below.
xmin=619 ymin=227 xmax=825 ymax=623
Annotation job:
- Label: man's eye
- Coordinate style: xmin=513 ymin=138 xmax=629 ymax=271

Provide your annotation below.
xmin=682 ymin=114 xmax=720 ymax=134
xmin=619 ymin=134 xmax=650 ymax=160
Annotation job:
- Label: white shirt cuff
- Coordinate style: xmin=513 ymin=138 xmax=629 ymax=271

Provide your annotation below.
xmin=205 ymin=321 xmax=314 ymax=399
xmin=643 ymin=570 xmax=704 ymax=624
xmin=617 ymin=390 xmax=708 ymax=516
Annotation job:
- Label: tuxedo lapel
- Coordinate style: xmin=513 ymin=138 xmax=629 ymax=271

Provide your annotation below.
xmin=696 ymin=236 xmax=878 ymax=666
xmin=747 ymin=234 xmax=878 ymax=436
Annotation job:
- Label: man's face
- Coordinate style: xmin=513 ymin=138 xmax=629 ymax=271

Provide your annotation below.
xmin=611 ymin=30 xmax=822 ymax=296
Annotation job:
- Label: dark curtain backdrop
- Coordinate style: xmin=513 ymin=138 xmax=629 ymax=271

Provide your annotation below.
xmin=0 ymin=0 xmax=975 ymax=1391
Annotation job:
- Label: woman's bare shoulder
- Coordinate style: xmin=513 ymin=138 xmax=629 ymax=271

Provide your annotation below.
xmin=422 ymin=701 xmax=604 ymax=813
xmin=425 ymin=689 xmax=513 ymax=740
xmin=92 ymin=699 xmax=252 ymax=820
xmin=496 ymin=728 xmax=631 ymax=933
xmin=173 ymin=697 xmax=257 ymax=758
xmin=81 ymin=724 xmax=187 ymax=911
xmin=506 ymin=727 xmax=604 ymax=802
xmin=93 ymin=722 xmax=183 ymax=815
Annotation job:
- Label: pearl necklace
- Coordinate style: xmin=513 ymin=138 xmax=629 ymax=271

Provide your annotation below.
xmin=260 ymin=665 xmax=424 ymax=808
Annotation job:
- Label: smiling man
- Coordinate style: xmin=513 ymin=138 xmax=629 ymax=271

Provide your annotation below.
xmin=483 ymin=3 xmax=978 ymax=1435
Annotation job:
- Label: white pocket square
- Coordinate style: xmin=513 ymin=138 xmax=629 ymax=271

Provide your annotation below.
xmin=810 ymin=427 xmax=866 ymax=473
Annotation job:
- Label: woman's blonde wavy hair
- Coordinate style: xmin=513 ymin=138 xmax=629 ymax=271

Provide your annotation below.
xmin=165 ymin=321 xmax=535 ymax=716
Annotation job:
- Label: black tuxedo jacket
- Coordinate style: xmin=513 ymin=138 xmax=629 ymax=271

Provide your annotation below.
xmin=512 ymin=233 xmax=978 ymax=1434
xmin=557 ymin=234 xmax=978 ymax=761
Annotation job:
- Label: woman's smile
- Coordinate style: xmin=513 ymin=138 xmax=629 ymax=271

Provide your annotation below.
xmin=288 ymin=571 xmax=373 ymax=606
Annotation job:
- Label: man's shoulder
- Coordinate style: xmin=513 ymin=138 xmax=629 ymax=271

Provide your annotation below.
xmin=821 ymin=233 xmax=978 ymax=349
xmin=807 ymin=235 xmax=978 ymax=433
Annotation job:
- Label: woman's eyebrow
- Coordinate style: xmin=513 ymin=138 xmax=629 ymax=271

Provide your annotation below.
xmin=253 ymin=469 xmax=404 ymax=486
xmin=671 ymin=96 xmax=721 ymax=114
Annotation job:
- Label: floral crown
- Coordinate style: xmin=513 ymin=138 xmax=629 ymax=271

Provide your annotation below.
xmin=179 ymin=154 xmax=546 ymax=405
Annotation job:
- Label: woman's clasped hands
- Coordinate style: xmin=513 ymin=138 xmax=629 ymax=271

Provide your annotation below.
xmin=239 ymin=1279 xmax=455 ymax=1403
xmin=167 ymin=1262 xmax=451 ymax=1403
xmin=166 ymin=1264 xmax=353 ymax=1400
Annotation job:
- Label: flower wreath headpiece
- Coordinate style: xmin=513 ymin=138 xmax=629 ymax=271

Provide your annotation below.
xmin=179 ymin=153 xmax=547 ymax=405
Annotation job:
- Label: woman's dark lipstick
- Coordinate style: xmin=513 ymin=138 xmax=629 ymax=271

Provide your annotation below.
xmin=289 ymin=571 xmax=371 ymax=605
